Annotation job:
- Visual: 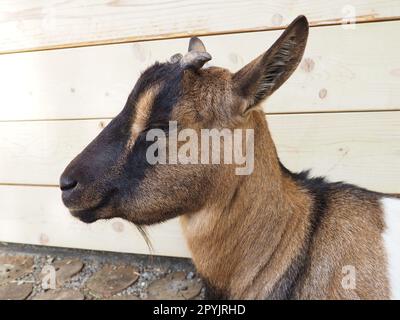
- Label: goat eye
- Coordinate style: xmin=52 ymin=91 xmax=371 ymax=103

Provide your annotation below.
xmin=141 ymin=126 xmax=151 ymax=133
xmin=141 ymin=123 xmax=168 ymax=135
xmin=150 ymin=123 xmax=169 ymax=131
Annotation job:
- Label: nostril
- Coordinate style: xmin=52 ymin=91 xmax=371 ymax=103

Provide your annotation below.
xmin=60 ymin=176 xmax=78 ymax=191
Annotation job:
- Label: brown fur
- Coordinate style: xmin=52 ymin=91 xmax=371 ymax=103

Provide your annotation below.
xmin=180 ymin=111 xmax=313 ymax=299
xmin=294 ymin=188 xmax=389 ymax=299
xmin=181 ymin=111 xmax=390 ymax=299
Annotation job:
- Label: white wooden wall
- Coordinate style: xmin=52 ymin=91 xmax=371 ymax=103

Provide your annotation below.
xmin=0 ymin=1 xmax=399 ymax=257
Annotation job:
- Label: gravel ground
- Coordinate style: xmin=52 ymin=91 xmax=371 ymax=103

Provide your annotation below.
xmin=0 ymin=242 xmax=205 ymax=300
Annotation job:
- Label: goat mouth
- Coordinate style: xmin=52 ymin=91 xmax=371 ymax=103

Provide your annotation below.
xmin=69 ymin=191 xmax=116 ymax=223
xmin=70 ymin=208 xmax=99 ymax=223
xmin=68 ymin=198 xmax=105 ymax=223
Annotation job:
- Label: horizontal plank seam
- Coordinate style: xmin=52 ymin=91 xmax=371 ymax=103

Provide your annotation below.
xmin=0 ymin=117 xmax=114 ymax=123
xmin=1 ymin=16 xmax=400 ymax=56
xmin=1 ymin=185 xmax=400 ymax=198
xmin=265 ymin=108 xmax=400 ymax=116
xmin=1 ymin=182 xmax=399 ymax=196
xmin=0 ymin=183 xmax=59 ymax=188
xmin=0 ymin=109 xmax=399 ymax=123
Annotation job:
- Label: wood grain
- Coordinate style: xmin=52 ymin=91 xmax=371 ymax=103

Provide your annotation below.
xmin=268 ymin=112 xmax=400 ymax=194
xmin=1 ymin=21 xmax=400 ymax=121
xmin=0 ymin=185 xmax=191 ymax=257
xmin=0 ymin=112 xmax=399 ymax=193
xmin=1 ymin=0 xmax=399 ymax=54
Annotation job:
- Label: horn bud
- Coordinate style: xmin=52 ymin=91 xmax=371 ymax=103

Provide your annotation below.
xmin=181 ymin=37 xmax=212 ymax=70
xmin=181 ymin=51 xmax=211 ymax=70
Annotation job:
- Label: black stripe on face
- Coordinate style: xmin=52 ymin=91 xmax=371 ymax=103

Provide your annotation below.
xmin=116 ymin=61 xmax=184 ymax=185
xmin=147 ymin=64 xmax=184 ymax=129
xmin=123 ymin=61 xmax=184 ymax=137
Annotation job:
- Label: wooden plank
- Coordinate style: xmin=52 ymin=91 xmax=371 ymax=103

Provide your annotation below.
xmin=0 ymin=119 xmax=106 ymax=187
xmin=0 ymin=185 xmax=191 ymax=257
xmin=1 ymin=0 xmax=400 ymax=54
xmin=1 ymin=21 xmax=400 ymax=121
xmin=268 ymin=112 xmax=400 ymax=194
xmin=0 ymin=111 xmax=399 ymax=193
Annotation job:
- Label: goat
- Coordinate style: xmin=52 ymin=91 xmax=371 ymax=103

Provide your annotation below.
xmin=60 ymin=16 xmax=400 ymax=299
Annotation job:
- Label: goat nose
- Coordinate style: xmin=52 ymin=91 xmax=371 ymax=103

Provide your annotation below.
xmin=60 ymin=176 xmax=78 ymax=191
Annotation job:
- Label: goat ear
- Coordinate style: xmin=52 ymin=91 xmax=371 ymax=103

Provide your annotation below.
xmin=233 ymin=15 xmax=309 ymax=111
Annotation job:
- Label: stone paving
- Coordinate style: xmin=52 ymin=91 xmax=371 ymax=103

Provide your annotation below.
xmin=0 ymin=243 xmax=204 ymax=300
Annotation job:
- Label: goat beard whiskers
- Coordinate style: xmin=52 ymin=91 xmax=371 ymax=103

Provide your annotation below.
xmin=135 ymin=224 xmax=154 ymax=254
